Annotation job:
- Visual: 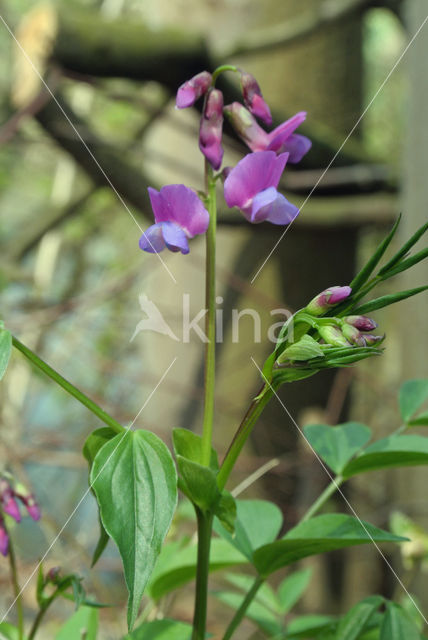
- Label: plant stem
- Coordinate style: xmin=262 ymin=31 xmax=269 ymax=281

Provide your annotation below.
xmin=192 ymin=509 xmax=214 ymax=640
xmin=28 ymin=607 xmax=47 ymax=640
xmin=222 ymin=575 xmax=264 ymax=640
xmin=217 ymin=385 xmax=273 ymax=491
xmin=12 ymin=336 xmax=124 ymax=434
xmin=201 ymin=165 xmax=217 ymax=467
xmin=8 ymin=537 xmax=24 ymax=640
xmin=300 ymin=475 xmax=343 ymax=522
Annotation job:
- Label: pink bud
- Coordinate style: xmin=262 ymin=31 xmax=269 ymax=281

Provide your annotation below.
xmin=0 ymin=521 xmax=8 ymax=556
xmin=240 ymin=72 xmax=272 ymax=125
xmin=199 ymin=89 xmax=224 ymax=170
xmin=224 ymin=102 xmax=270 ymax=150
xmin=341 ymin=323 xmax=366 ymax=347
xmin=344 ymin=315 xmax=378 ymax=332
xmin=176 ymin=71 xmax=212 ymax=109
xmin=14 ymin=484 xmax=41 ymax=521
xmin=3 ymin=495 xmax=21 ymax=522
xmin=363 ymin=333 xmax=385 ymax=346
xmin=306 ymin=286 xmax=352 ymax=316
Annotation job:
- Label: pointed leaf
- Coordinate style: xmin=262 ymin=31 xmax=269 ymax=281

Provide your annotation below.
xmin=278 ymin=335 xmax=324 ymax=362
xmin=172 ymin=428 xmax=219 ymax=470
xmin=342 ymin=435 xmax=428 ymax=479
xmin=381 ymin=247 xmax=428 ymax=279
xmin=214 ymin=491 xmax=236 ymax=533
xmin=91 ymin=430 xmax=177 ymax=630
xmin=214 ymin=499 xmax=283 ymax=562
xmin=353 ymin=286 xmax=428 ymax=315
xmin=304 ymin=422 xmax=371 ymax=474
xmin=380 ymin=602 xmax=420 ymax=640
xmin=277 ymin=568 xmax=312 ymax=614
xmin=285 ymin=614 xmax=337 ymax=638
xmin=0 ymin=330 xmax=12 ymax=381
xmin=125 ymin=619 xmax=194 ymax=639
xmin=224 ymin=573 xmax=280 ymax=614
xmin=176 ymin=455 xmax=219 ymax=511
xmin=349 ymin=216 xmax=401 ymax=293
xmin=334 ymin=596 xmax=384 ymax=640
xmin=408 ymin=411 xmax=428 ymax=427
xmin=0 ymin=622 xmax=19 ymax=640
xmin=378 ymin=219 xmax=428 ymax=275
xmin=55 ymin=606 xmax=98 ymax=640
xmin=252 ymin=514 xmax=405 ymax=576
xmin=215 ymin=590 xmax=281 ymax=636
xmin=399 ymin=380 xmax=428 ymax=422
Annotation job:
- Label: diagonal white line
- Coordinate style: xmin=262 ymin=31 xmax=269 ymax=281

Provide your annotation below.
xmin=251 ymin=13 xmax=428 ymax=284
xmin=250 ymin=356 xmax=428 ymax=623
xmin=0 ymin=357 xmax=177 ymax=623
xmin=0 ymin=13 xmax=177 ymax=284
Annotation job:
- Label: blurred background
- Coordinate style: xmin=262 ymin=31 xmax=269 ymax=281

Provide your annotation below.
xmin=0 ymin=0 xmax=427 ymax=637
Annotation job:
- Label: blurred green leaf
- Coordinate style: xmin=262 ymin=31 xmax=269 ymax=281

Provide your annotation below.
xmin=125 ymin=619 xmax=194 ymax=639
xmin=378 ymin=220 xmax=428 ymax=276
xmin=91 ymin=430 xmax=177 ymax=630
xmin=334 ymin=596 xmax=384 ymax=640
xmin=215 ymin=590 xmax=281 ymax=636
xmin=0 ymin=622 xmax=19 ymax=640
xmin=285 ymin=614 xmax=337 ymax=638
xmin=55 ymin=606 xmax=98 ymax=640
xmin=172 ymin=428 xmax=219 ymax=470
xmin=0 ymin=329 xmax=12 ymax=380
xmin=352 ymin=286 xmax=428 ymax=315
xmin=303 ymin=422 xmax=371 ymax=474
xmin=408 ymin=412 xmax=428 ymax=427
xmin=380 ymin=602 xmax=420 ymax=640
xmin=399 ymin=380 xmax=428 ymax=422
xmin=278 ymin=568 xmax=312 ymax=615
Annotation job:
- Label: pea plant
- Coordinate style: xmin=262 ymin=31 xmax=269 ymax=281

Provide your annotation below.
xmin=1 ymin=65 xmax=428 ymax=640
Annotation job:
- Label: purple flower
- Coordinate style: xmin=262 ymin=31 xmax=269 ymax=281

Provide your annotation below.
xmin=139 ymin=185 xmax=209 ymax=255
xmin=223 ymin=151 xmax=299 ymax=225
xmin=199 ymin=89 xmax=224 ymax=170
xmin=344 ymin=315 xmax=378 ymax=332
xmin=224 ymin=103 xmax=311 ymax=163
xmin=176 ymin=71 xmax=212 ymax=109
xmin=0 ymin=518 xmax=8 ymax=556
xmin=240 ymin=71 xmax=272 ymax=125
xmin=0 ymin=480 xmax=21 ymax=522
xmin=306 ymin=286 xmax=352 ymax=316
xmin=14 ymin=483 xmax=41 ymax=521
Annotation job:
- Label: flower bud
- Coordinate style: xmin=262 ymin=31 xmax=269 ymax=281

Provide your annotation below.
xmin=363 ymin=333 xmax=385 ymax=346
xmin=318 ymin=325 xmax=351 ymax=347
xmin=240 ymin=71 xmax=272 ymax=125
xmin=14 ymin=484 xmax=41 ymax=521
xmin=344 ymin=315 xmax=378 ymax=332
xmin=0 ymin=518 xmax=8 ymax=556
xmin=341 ymin=323 xmax=366 ymax=347
xmin=224 ymin=102 xmax=270 ymax=149
xmin=176 ymin=71 xmax=212 ymax=109
xmin=306 ymin=286 xmax=352 ymax=316
xmin=0 ymin=479 xmax=21 ymax=522
xmin=199 ymin=89 xmax=224 ymax=170
xmin=47 ymin=566 xmax=62 ymax=584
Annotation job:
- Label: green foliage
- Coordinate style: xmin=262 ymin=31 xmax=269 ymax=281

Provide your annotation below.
xmin=342 ymin=435 xmax=428 ymax=478
xmin=277 ymin=568 xmax=313 ymax=615
xmin=399 ymin=380 xmax=428 ymax=424
xmin=90 ymin=430 xmax=177 ymax=630
xmin=380 ymin=602 xmax=421 ymax=640
xmin=334 ymin=596 xmax=384 ymax=640
xmin=55 ymin=606 xmax=98 ymax=640
xmin=125 ymin=619 xmax=194 ymax=640
xmin=285 ymin=614 xmax=337 ymax=638
xmin=251 ymin=514 xmax=405 ymax=577
xmin=303 ymin=422 xmax=372 ymax=475
xmin=0 ymin=327 xmax=12 ymax=380
xmin=0 ymin=622 xmax=19 ymax=640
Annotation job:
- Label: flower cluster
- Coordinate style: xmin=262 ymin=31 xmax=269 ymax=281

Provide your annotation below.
xmin=139 ymin=67 xmax=311 ymax=255
xmin=0 ymin=474 xmax=40 ymax=556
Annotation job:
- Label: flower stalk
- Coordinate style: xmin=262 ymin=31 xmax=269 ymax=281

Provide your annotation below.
xmin=8 ymin=535 xmax=24 ymax=640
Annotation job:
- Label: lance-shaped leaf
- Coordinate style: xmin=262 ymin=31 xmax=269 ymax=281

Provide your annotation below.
xmin=55 ymin=606 xmax=98 ymax=640
xmin=353 ymin=285 xmax=428 ymax=315
xmin=334 ymin=595 xmax=384 ymax=640
xmin=399 ymin=380 xmax=428 ymax=423
xmin=342 ymin=435 xmax=428 ymax=479
xmin=278 ymin=568 xmax=312 ymax=614
xmin=349 ymin=216 xmax=401 ymax=294
xmin=303 ymin=422 xmax=372 ymax=475
xmin=125 ymin=619 xmax=194 ymax=639
xmin=380 ymin=247 xmax=428 ymax=279
xmin=90 ymin=430 xmax=177 ymax=630
xmin=0 ymin=622 xmax=20 ymax=640
xmin=380 ymin=602 xmax=421 ymax=640
xmin=251 ymin=514 xmax=405 ymax=577
xmin=285 ymin=614 xmax=337 ymax=639
xmin=378 ymin=219 xmax=428 ymax=276
xmin=0 ymin=329 xmax=12 ymax=381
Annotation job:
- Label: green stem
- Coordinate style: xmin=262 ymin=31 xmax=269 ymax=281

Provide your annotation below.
xmin=217 ymin=385 xmax=274 ymax=491
xmin=201 ymin=165 xmax=217 ymax=467
xmin=27 ymin=607 xmax=47 ymax=640
xmin=222 ymin=576 xmax=264 ymax=640
xmin=300 ymin=475 xmax=343 ymax=522
xmin=212 ymin=65 xmax=238 ymax=83
xmin=12 ymin=336 xmax=124 ymax=434
xmin=192 ymin=510 xmax=214 ymax=640
xmin=8 ymin=537 xmax=24 ymax=640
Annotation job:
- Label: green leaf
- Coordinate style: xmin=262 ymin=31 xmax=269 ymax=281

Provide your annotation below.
xmin=224 ymin=572 xmax=281 ymax=614
xmin=378 ymin=219 xmax=428 ymax=276
xmin=277 ymin=568 xmax=312 ymax=614
xmin=55 ymin=606 xmax=98 ymax=640
xmin=214 ymin=499 xmax=283 ymax=562
xmin=381 ymin=247 xmax=428 ymax=279
xmin=285 ymin=614 xmax=337 ymax=638
xmin=0 ymin=330 xmax=12 ymax=381
xmin=252 ymin=514 xmax=405 ymax=577
xmin=91 ymin=430 xmax=177 ymax=630
xmin=353 ymin=286 xmax=428 ymax=315
xmin=125 ymin=619 xmax=194 ymax=640
xmin=278 ymin=335 xmax=324 ymax=363
xmin=408 ymin=411 xmax=428 ymax=427
xmin=83 ymin=427 xmax=117 ymax=566
xmin=399 ymin=380 xmax=428 ymax=422
xmin=176 ymin=456 xmax=219 ymax=511
xmin=334 ymin=596 xmax=384 ymax=640
xmin=349 ymin=216 xmax=401 ymax=293
xmin=215 ymin=590 xmax=281 ymax=636
xmin=303 ymin=422 xmax=371 ymax=475
xmin=172 ymin=428 xmax=219 ymax=470
xmin=342 ymin=435 xmax=428 ymax=479
xmin=0 ymin=622 xmax=19 ymax=640
xmin=214 ymin=491 xmax=236 ymax=533
xmin=146 ymin=538 xmax=247 ymax=601
xmin=380 ymin=602 xmax=420 ymax=640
